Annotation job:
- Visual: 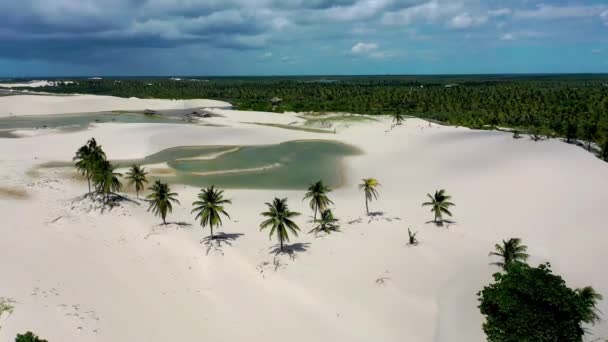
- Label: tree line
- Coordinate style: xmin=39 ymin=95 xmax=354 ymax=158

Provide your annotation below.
xmin=25 ymin=75 xmax=608 ymax=157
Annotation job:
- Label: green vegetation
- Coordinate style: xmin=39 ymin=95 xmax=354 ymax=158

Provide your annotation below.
xmin=308 ymin=209 xmax=340 ymax=235
xmin=73 ymin=138 xmax=122 ymax=204
xmin=15 ymin=332 xmax=48 ymax=342
xmin=358 ymin=178 xmax=380 ymax=215
xmin=259 ymin=198 xmax=301 ymax=252
xmin=422 ymin=189 xmax=454 ymax=225
xmin=125 ymin=165 xmax=148 ymax=199
xmin=303 ymin=180 xmax=333 ymax=221
xmin=28 ymin=75 xmax=608 ymax=157
xmin=191 ymin=186 xmax=231 ymax=239
xmin=489 ymin=238 xmax=529 ymax=270
xmin=478 ymin=255 xmax=602 ymax=342
xmin=73 ymin=138 xmax=106 ymax=193
xmin=146 ymin=180 xmax=180 ymax=225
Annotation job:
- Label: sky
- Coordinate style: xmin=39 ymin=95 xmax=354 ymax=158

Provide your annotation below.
xmin=0 ymin=0 xmax=607 ymax=76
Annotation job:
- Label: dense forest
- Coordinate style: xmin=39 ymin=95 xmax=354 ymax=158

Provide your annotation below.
xmin=15 ymin=75 xmax=608 ymax=155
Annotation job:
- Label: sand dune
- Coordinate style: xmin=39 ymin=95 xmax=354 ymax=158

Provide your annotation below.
xmin=0 ymin=94 xmax=231 ymax=117
xmin=0 ymin=95 xmax=607 ymax=342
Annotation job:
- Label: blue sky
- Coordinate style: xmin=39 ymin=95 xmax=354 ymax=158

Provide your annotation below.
xmin=1 ymin=0 xmax=607 ymax=76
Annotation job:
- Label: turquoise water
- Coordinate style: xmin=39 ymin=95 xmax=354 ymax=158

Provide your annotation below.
xmin=119 ymin=140 xmax=361 ymax=190
xmin=0 ymin=112 xmax=184 ymax=138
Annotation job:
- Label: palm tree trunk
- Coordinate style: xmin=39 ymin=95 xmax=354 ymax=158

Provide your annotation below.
xmin=365 ymin=198 xmax=369 ymax=215
xmin=87 ymin=176 xmax=91 ymax=193
xmin=314 ymin=205 xmax=318 ymax=221
xmin=280 ymin=237 xmax=284 ymax=252
xmin=136 ymin=189 xmax=139 ymax=200
xmin=210 ymin=224 xmax=214 ymax=240
xmin=162 ymin=215 xmax=166 ymax=225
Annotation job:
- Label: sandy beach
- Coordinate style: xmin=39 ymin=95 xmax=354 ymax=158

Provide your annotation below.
xmin=1 ymin=94 xmax=607 ymax=342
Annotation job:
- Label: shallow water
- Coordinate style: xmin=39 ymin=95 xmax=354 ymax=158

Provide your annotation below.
xmin=118 ymin=140 xmax=362 ymax=190
xmin=0 ymin=112 xmax=185 ymax=138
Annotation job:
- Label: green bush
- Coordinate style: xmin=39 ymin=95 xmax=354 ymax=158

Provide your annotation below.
xmin=15 ymin=332 xmax=48 ymax=342
xmin=478 ymin=262 xmax=601 ymax=342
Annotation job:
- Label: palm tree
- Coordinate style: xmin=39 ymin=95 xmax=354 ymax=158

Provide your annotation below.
xmin=489 ymin=238 xmax=529 ymax=270
xmin=125 ymin=164 xmax=148 ymax=199
xmin=303 ymin=180 xmax=333 ymax=221
xmin=391 ymin=112 xmax=405 ymax=126
xmin=422 ymin=189 xmax=454 ymax=224
xmin=308 ymin=209 xmax=340 ymax=235
xmin=146 ymin=180 xmax=180 ymax=225
xmin=92 ymin=160 xmax=122 ymax=203
xmin=191 ymin=186 xmax=231 ymax=239
xmin=358 ymin=178 xmax=380 ymax=215
xmin=73 ymin=138 xmax=106 ymax=193
xmin=260 ymin=198 xmax=301 ymax=252
xmin=575 ymin=286 xmax=603 ymax=324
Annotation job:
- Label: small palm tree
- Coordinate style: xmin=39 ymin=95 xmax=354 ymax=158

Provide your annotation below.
xmin=575 ymin=286 xmax=603 ymax=324
xmin=407 ymin=228 xmax=419 ymax=246
xmin=391 ymin=112 xmax=405 ymax=126
xmin=422 ymin=189 xmax=454 ymax=224
xmin=191 ymin=186 xmax=231 ymax=239
xmin=92 ymin=160 xmax=122 ymax=203
xmin=125 ymin=164 xmax=148 ymax=199
xmin=146 ymin=180 xmax=180 ymax=225
xmin=260 ymin=198 xmax=301 ymax=252
xmin=489 ymin=238 xmax=529 ymax=270
xmin=358 ymin=178 xmax=380 ymax=215
xmin=308 ymin=209 xmax=340 ymax=235
xmin=303 ymin=180 xmax=333 ymax=221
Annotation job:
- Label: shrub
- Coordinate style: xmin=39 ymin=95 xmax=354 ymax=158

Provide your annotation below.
xmin=478 ymin=262 xmax=601 ymax=342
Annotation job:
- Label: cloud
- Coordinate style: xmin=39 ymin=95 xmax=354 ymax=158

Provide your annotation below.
xmin=601 ymin=10 xmax=608 ymax=25
xmin=514 ymin=4 xmax=606 ymax=20
xmin=350 ymin=42 xmax=392 ymax=59
xmin=381 ymin=1 xmax=462 ymax=26
xmin=500 ymin=31 xmax=547 ymax=41
xmin=351 ymin=42 xmax=378 ymax=53
xmin=488 ymin=8 xmax=512 ymax=17
xmin=447 ymin=13 xmax=487 ymax=29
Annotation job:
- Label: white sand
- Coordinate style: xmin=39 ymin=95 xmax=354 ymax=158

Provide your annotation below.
xmin=0 ymin=80 xmax=74 ymax=88
xmin=1 ymin=95 xmax=607 ymax=342
xmin=0 ymin=94 xmax=231 ymax=117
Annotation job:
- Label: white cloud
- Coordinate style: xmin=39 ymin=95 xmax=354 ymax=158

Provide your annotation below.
xmin=381 ymin=1 xmax=461 ymax=26
xmin=501 ymin=33 xmax=514 ymax=41
xmin=351 ymin=42 xmax=379 ymax=53
xmin=349 ymin=42 xmax=393 ymax=59
xmin=500 ymin=31 xmax=547 ymax=41
xmin=601 ymin=10 xmax=608 ymax=25
xmin=488 ymin=8 xmax=512 ymax=17
xmin=514 ymin=4 xmax=606 ymax=20
xmin=447 ymin=12 xmax=487 ymax=29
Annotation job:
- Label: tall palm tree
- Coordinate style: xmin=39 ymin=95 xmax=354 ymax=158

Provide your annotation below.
xmin=92 ymin=160 xmax=122 ymax=203
xmin=575 ymin=286 xmax=603 ymax=324
xmin=303 ymin=180 xmax=333 ymax=221
xmin=308 ymin=209 xmax=340 ymax=235
xmin=358 ymin=178 xmax=380 ymax=215
xmin=489 ymin=238 xmax=529 ymax=270
xmin=146 ymin=180 xmax=180 ymax=225
xmin=125 ymin=164 xmax=148 ymax=199
xmin=191 ymin=186 xmax=231 ymax=239
xmin=260 ymin=198 xmax=301 ymax=252
xmin=73 ymin=138 xmax=106 ymax=193
xmin=422 ymin=189 xmax=454 ymax=224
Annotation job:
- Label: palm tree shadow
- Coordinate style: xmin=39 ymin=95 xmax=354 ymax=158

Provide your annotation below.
xmin=425 ymin=219 xmax=456 ymax=228
xmin=368 ymin=211 xmax=385 ymax=217
xmin=269 ymin=242 xmax=311 ymax=259
xmin=201 ymin=232 xmax=244 ymax=255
